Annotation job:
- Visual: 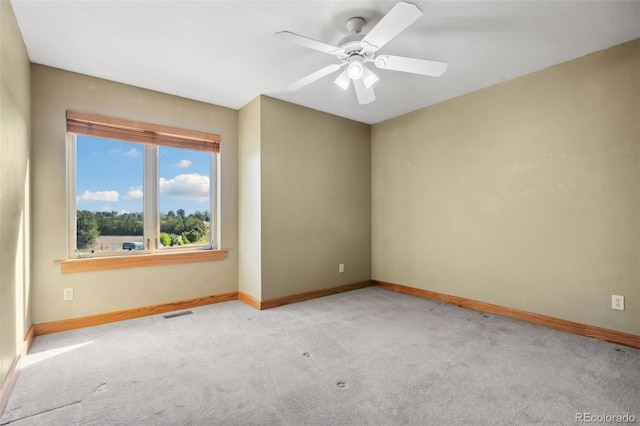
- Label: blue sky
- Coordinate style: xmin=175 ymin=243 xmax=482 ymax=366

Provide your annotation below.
xmin=76 ymin=136 xmax=211 ymax=215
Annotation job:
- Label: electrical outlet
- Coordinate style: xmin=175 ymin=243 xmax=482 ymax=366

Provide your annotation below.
xmin=339 ymin=263 xmax=344 ymax=273
xmin=612 ymin=295 xmax=624 ymax=311
xmin=63 ymin=288 xmax=74 ymax=301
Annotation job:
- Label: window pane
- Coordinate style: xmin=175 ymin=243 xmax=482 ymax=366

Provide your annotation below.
xmin=76 ymin=136 xmax=145 ymax=254
xmin=158 ymin=147 xmax=211 ymax=248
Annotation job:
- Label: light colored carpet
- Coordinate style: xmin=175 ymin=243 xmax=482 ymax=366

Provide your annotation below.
xmin=2 ymin=287 xmax=639 ymax=425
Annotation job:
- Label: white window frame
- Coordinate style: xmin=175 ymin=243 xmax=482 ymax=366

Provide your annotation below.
xmin=66 ymin=116 xmax=221 ymax=260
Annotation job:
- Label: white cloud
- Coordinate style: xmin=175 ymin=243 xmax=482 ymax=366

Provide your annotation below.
xmin=175 ymin=160 xmax=192 ymax=169
xmin=117 ymin=209 xmax=129 ymax=215
xmin=124 ymin=148 xmax=140 ymax=158
xmin=124 ymin=186 xmax=143 ymax=199
xmin=77 ymin=190 xmax=119 ymax=202
xmin=108 ymin=149 xmax=122 ymax=155
xmin=100 ymin=204 xmax=113 ymax=212
xmin=159 ymin=173 xmax=209 ymax=201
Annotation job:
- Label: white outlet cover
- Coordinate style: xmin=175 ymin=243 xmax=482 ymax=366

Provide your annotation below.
xmin=63 ymin=288 xmax=74 ymax=301
xmin=611 ymin=295 xmax=624 ymax=311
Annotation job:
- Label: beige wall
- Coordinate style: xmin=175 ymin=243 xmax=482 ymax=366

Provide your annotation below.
xmin=372 ymin=39 xmax=640 ymax=335
xmin=260 ymin=96 xmax=371 ymax=300
xmin=238 ymin=97 xmax=262 ymax=300
xmin=0 ymin=0 xmax=32 ymax=386
xmin=30 ymin=65 xmax=238 ymax=324
xmin=4 ymin=6 xmax=637 ymax=373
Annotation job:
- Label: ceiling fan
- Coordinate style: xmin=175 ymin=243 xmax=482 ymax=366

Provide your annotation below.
xmin=274 ymin=1 xmax=448 ymax=105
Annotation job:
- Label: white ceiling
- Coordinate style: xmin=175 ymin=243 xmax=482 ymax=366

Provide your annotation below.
xmin=10 ymin=0 xmax=640 ymax=125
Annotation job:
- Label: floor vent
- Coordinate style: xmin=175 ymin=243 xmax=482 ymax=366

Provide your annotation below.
xmin=163 ymin=310 xmax=193 ymax=319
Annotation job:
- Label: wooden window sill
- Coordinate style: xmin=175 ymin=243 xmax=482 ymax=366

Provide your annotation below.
xmin=57 ymin=249 xmax=228 ymax=274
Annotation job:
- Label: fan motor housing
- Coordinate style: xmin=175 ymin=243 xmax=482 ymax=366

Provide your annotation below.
xmin=339 ymin=36 xmax=365 ymax=54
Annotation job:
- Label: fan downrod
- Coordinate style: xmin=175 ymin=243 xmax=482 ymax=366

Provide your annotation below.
xmin=340 ymin=17 xmax=367 ymax=52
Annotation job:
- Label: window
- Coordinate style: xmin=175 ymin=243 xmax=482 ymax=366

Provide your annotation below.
xmin=66 ymin=111 xmax=220 ymax=260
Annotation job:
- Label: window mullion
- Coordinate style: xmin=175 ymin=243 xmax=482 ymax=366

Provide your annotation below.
xmin=144 ymin=145 xmax=159 ymax=252
xmin=67 ymin=135 xmax=78 ymax=258
xmin=211 ymin=153 xmax=219 ymax=249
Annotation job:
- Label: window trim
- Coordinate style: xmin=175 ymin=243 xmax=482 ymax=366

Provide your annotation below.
xmin=58 ymin=249 xmax=228 ymax=274
xmin=66 ymin=111 xmax=220 ymax=152
xmin=66 ymin=110 xmax=222 ymax=264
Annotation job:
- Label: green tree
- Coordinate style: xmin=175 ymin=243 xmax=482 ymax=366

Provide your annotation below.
xmin=159 ymin=210 xmax=210 ymax=245
xmin=77 ymin=210 xmax=100 ymax=250
xmin=159 ymin=232 xmax=172 ymax=247
xmin=182 ymin=229 xmax=201 ymax=244
xmin=170 ymin=233 xmax=182 ymax=246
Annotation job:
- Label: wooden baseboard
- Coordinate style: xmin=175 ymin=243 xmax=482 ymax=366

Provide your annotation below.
xmin=584 ymin=325 xmax=640 ymax=349
xmin=0 ymin=326 xmax=35 ymax=417
xmin=23 ymin=326 xmax=35 ymax=357
xmin=33 ymin=292 xmax=238 ymax=335
xmin=238 ymin=291 xmax=261 ymax=309
xmin=374 ymin=281 xmax=640 ymax=349
xmin=0 ymin=358 xmax=20 ymax=418
xmin=241 ymin=281 xmax=373 ymax=310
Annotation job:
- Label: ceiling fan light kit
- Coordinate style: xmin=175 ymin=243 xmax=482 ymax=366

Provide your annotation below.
xmin=275 ymin=1 xmax=448 ymax=105
xmin=362 ymin=67 xmax=379 ymax=88
xmin=334 ymin=71 xmax=351 ymax=90
xmin=347 ymin=56 xmax=365 ymax=80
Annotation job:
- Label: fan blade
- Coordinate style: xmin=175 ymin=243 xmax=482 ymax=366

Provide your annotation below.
xmin=360 ymin=2 xmax=422 ymax=52
xmin=274 ymin=31 xmax=344 ymax=56
xmin=374 ymin=54 xmax=448 ymax=77
xmin=285 ymin=63 xmax=343 ymax=91
xmin=353 ymin=78 xmax=375 ymax=105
